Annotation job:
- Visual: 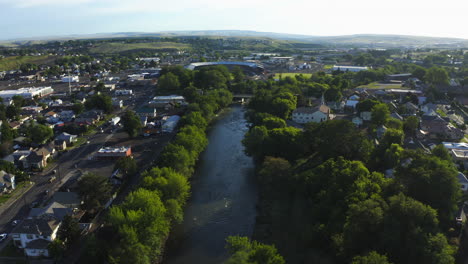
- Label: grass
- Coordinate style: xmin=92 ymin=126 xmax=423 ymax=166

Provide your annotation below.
xmin=357 ymin=82 xmax=403 ymax=89
xmin=0 ymin=182 xmax=30 ymax=205
xmin=437 ymin=109 xmax=447 ymax=117
xmin=0 ymin=55 xmax=53 ymax=71
xmin=90 ymin=42 xmax=191 ymax=54
xmin=0 ymin=241 xmax=24 ymax=258
xmin=274 ymin=73 xmax=312 ymax=79
xmin=323 ymin=64 xmax=334 ymax=69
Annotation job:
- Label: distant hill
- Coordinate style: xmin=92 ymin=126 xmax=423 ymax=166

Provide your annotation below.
xmin=1 ymin=30 xmax=468 ymax=48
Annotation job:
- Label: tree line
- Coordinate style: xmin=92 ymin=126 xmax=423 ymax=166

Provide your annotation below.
xmin=240 ymin=81 xmax=460 ymax=264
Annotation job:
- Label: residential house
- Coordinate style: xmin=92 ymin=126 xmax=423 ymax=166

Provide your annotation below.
xmin=29 ymin=202 xmax=73 ymax=221
xmin=55 ymin=132 xmax=77 ymax=145
xmin=112 ymin=98 xmax=123 ymax=109
xmin=360 ymin=111 xmax=372 ymax=121
xmin=458 ymin=172 xmax=468 ymax=192
xmin=11 ymin=218 xmax=61 ymax=258
xmin=390 ymin=112 xmax=404 ymax=121
xmin=20 ymin=146 xmax=54 ymax=170
xmin=54 ymin=140 xmax=67 ymax=150
xmin=352 ymin=117 xmax=363 ymax=127
xmin=136 ymin=106 xmax=157 ymax=118
xmin=421 ymin=115 xmax=464 ymax=140
xmin=0 ymin=170 xmax=15 ymax=193
xmin=376 ymin=125 xmax=388 ymax=139
xmin=58 ymin=110 xmax=75 ymax=122
xmin=50 ymin=192 xmax=82 ymax=208
xmin=403 ymin=102 xmax=418 ymax=116
xmin=421 ymin=103 xmax=437 ymax=114
xmin=292 ymin=105 xmax=332 ymax=124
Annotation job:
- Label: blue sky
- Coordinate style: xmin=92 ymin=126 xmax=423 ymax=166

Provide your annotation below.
xmin=0 ymin=0 xmax=467 ymax=40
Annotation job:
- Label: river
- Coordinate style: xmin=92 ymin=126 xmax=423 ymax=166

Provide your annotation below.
xmin=164 ymin=105 xmax=258 ymax=264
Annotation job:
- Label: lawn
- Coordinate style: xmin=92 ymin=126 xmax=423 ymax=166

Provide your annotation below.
xmin=0 ymin=182 xmax=30 ymax=206
xmin=0 ymin=55 xmax=53 ymax=71
xmin=90 ymin=42 xmax=191 ymax=54
xmin=274 ymin=73 xmax=312 ymax=79
xmin=357 ymin=82 xmax=403 ymax=89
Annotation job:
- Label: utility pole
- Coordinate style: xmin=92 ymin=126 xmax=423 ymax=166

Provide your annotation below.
xmin=67 ymin=68 xmax=72 ymax=95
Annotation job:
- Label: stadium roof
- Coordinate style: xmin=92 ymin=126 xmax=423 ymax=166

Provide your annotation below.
xmin=186 ymin=61 xmax=264 ymax=71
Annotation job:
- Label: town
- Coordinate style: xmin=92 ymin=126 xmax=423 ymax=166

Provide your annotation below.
xmin=0 ymin=34 xmax=467 ymax=264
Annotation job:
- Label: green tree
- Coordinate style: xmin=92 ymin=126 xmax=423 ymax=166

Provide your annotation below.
xmin=72 ymin=102 xmax=85 ymax=115
xmin=48 ymin=239 xmax=66 ymax=262
xmin=351 ymin=251 xmax=393 ymax=264
xmin=225 ymin=236 xmax=285 ymax=264
xmin=380 ymin=129 xmax=404 ymax=148
xmin=158 ymin=72 xmax=180 ymax=90
xmin=425 ymin=67 xmax=449 ymax=86
xmin=324 ymin=87 xmax=342 ymax=102
xmin=159 ymin=143 xmax=195 ymax=176
xmin=412 ymin=66 xmax=427 ymax=81
xmin=371 ymin=103 xmax=390 ymax=126
xmin=180 ymin=111 xmax=207 ymax=130
xmin=29 ymin=124 xmax=53 ymax=144
xmin=403 ymin=116 xmax=419 ymax=136
xmin=77 ymin=173 xmax=112 ymax=213
xmin=58 ymin=215 xmax=81 ymax=247
xmin=356 ymin=99 xmax=380 ymax=113
xmin=395 ymin=152 xmax=460 ymax=227
xmin=261 ymin=117 xmax=287 ymax=129
xmin=121 ymin=110 xmax=142 ymax=138
xmin=431 ymin=144 xmax=452 ymax=161
xmin=232 ymin=66 xmax=245 ymax=83
xmin=115 ymin=156 xmax=138 ymax=177
xmin=1 ymin=122 xmax=14 ymax=143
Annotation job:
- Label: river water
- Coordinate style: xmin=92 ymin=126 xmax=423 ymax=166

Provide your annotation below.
xmin=164 ymin=105 xmax=258 ymax=264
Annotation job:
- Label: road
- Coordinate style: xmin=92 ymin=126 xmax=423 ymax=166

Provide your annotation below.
xmin=0 ymin=82 xmax=155 ymax=251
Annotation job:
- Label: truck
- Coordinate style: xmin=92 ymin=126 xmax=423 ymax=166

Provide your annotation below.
xmin=109 ymin=116 xmax=121 ymax=126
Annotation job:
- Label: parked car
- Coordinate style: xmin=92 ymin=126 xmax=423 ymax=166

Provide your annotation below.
xmin=0 ymin=233 xmax=7 ymax=242
xmin=49 ymin=176 xmax=56 ymax=183
xmin=11 ymin=220 xmax=20 ymax=226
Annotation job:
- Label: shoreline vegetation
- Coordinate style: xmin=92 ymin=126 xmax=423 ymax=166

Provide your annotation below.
xmin=80 ymin=65 xmax=235 ymax=264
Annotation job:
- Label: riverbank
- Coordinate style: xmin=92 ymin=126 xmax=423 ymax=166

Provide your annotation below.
xmin=164 ymin=105 xmax=258 ymax=264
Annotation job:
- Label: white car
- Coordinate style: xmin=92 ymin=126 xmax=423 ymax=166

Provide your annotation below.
xmin=0 ymin=233 xmax=7 ymax=242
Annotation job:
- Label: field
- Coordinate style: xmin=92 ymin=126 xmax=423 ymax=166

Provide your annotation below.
xmin=357 ymin=82 xmax=403 ymax=89
xmin=274 ymin=73 xmax=312 ymax=79
xmin=0 ymin=55 xmax=53 ymax=71
xmin=89 ymin=42 xmax=191 ymax=53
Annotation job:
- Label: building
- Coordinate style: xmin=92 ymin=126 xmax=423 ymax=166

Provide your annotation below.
xmin=136 ymin=106 xmax=157 ymax=118
xmin=458 ymin=172 xmax=468 ymax=192
xmin=115 ymin=90 xmax=133 ymax=96
xmin=0 ymin=86 xmax=53 ymax=100
xmin=162 ymin=115 xmax=181 ymax=133
xmin=96 ymin=147 xmax=132 ymax=160
xmin=50 ymin=192 xmax=82 ymax=208
xmin=332 ymin=65 xmax=369 ymax=72
xmin=61 ymin=76 xmax=79 ymax=83
xmin=11 ymin=218 xmax=61 ymax=258
xmin=0 ymin=170 xmax=15 ymax=193
xmin=55 ymin=132 xmax=77 ymax=145
xmin=292 ymin=105 xmax=331 ymax=124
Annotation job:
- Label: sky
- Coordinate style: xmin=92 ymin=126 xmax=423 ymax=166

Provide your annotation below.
xmin=0 ymin=0 xmax=467 ymax=40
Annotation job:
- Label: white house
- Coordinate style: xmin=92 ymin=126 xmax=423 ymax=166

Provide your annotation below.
xmin=11 ymin=218 xmax=61 ymax=258
xmin=61 ymin=76 xmax=79 ymax=83
xmin=115 ymin=90 xmax=133 ymax=96
xmin=292 ymin=105 xmax=331 ymax=124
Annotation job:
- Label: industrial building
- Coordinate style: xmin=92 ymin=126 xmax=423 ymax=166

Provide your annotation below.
xmin=0 ymin=86 xmax=54 ymax=99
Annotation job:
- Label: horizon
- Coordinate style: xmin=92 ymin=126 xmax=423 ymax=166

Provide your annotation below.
xmin=2 ymin=30 xmax=468 ymax=42
xmin=0 ymin=0 xmax=467 ymax=41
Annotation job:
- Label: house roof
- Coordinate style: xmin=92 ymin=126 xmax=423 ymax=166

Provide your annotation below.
xmin=293 ymin=105 xmax=330 ymax=115
xmin=29 ymin=202 xmax=72 ymax=221
xmin=26 ymin=152 xmax=44 ymax=163
xmin=13 ymin=218 xmax=59 ymax=236
xmin=25 ymin=239 xmax=50 ymax=249
xmin=390 ymin=112 xmax=404 ymax=121
xmin=458 ymin=172 xmax=468 ymax=185
xmin=51 ymin=192 xmax=81 ymax=207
